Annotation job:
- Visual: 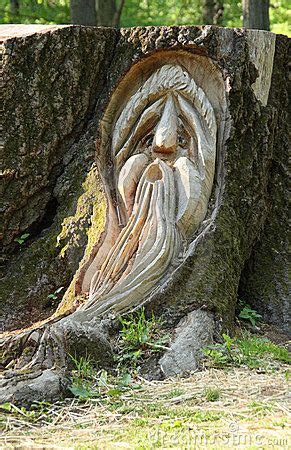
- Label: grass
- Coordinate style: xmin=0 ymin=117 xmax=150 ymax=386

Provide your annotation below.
xmin=238 ymin=335 xmax=290 ymax=364
xmin=164 ymin=388 xmax=185 ymax=399
xmin=248 ymin=400 xmax=273 ymax=417
xmin=0 ymin=365 xmax=289 ymax=449
xmin=115 ymin=307 xmax=170 ymax=371
xmin=0 ymin=324 xmax=289 ymax=448
xmin=203 ymin=332 xmax=290 ymax=370
xmin=65 ymin=307 xmax=169 ymax=400
xmin=204 ymin=387 xmax=220 ymax=402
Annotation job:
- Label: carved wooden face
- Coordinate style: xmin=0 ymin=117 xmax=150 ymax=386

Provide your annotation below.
xmin=114 ymin=65 xmax=217 ymax=235
xmin=81 ymin=64 xmax=217 ymax=317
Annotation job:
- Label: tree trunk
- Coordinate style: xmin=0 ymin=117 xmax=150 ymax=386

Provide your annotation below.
xmin=70 ymin=0 xmax=97 ymax=26
xmin=10 ymin=0 xmax=19 ymax=18
xmin=112 ymin=0 xmax=125 ymax=27
xmin=96 ymin=0 xmax=116 ymax=26
xmin=1 ymin=25 xmax=288 ymax=405
xmin=243 ymin=0 xmax=270 ymax=31
xmin=70 ymin=1 xmax=124 ymax=27
xmin=202 ymin=0 xmax=224 ymax=25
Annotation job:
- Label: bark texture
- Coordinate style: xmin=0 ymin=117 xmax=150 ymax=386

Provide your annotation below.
xmin=243 ymin=0 xmax=270 ymax=31
xmin=1 ymin=25 xmax=117 ymax=330
xmin=70 ymin=0 xmax=97 ymax=26
xmin=0 ymin=24 xmax=289 ymax=403
xmin=238 ymin=36 xmax=289 ymax=331
xmin=202 ymin=0 xmax=224 ymax=25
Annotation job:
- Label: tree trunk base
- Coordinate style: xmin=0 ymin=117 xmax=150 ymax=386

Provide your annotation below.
xmin=1 ymin=25 xmax=288 ymax=404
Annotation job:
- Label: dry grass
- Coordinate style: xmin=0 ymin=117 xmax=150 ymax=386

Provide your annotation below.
xmin=0 ymin=365 xmax=290 ymax=449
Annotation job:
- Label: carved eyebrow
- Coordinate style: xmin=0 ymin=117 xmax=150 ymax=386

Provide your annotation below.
xmin=178 ymin=95 xmax=215 ymax=146
xmin=113 ymin=94 xmax=165 ymax=154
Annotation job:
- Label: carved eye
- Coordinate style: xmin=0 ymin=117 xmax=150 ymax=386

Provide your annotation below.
xmin=142 ymin=134 xmax=154 ymax=147
xmin=178 ymin=135 xmax=187 ymax=148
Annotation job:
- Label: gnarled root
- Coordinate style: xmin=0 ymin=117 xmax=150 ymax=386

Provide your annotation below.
xmin=0 ymin=316 xmax=113 ymax=405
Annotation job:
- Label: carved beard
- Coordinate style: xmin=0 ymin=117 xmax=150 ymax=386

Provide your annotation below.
xmin=84 ymin=158 xmax=181 ymax=315
xmin=79 ymin=65 xmax=217 ymax=317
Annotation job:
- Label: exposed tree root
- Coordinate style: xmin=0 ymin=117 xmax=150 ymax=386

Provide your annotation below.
xmin=0 ymin=314 xmax=113 ymax=405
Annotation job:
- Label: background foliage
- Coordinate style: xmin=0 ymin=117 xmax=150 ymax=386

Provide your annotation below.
xmin=0 ymin=0 xmax=290 ymax=36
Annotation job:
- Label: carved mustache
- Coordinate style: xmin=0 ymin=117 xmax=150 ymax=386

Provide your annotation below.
xmin=118 ymin=154 xmax=203 ymax=237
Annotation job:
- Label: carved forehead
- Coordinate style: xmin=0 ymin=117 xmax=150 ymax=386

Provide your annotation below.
xmin=112 ymin=64 xmax=216 ymax=155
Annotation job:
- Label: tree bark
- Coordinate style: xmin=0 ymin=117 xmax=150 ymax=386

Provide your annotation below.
xmin=96 ymin=0 xmax=116 ymax=26
xmin=243 ymin=0 xmax=270 ymax=31
xmin=10 ymin=0 xmax=19 ymax=18
xmin=70 ymin=0 xmax=97 ymax=26
xmin=1 ymin=25 xmax=288 ymax=405
xmin=202 ymin=0 xmax=224 ymax=25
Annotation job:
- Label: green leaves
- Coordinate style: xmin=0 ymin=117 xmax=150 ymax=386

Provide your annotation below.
xmin=239 ymin=305 xmax=262 ymax=327
xmin=47 ymin=286 xmax=64 ymax=303
xmin=120 ymin=372 xmax=132 ymax=387
xmin=67 ymin=309 xmax=166 ymax=402
xmin=0 ymin=402 xmax=12 ymax=412
xmin=68 ymin=353 xmax=140 ymax=402
xmin=67 ymin=385 xmax=95 ymax=399
xmin=116 ymin=307 xmax=169 ymax=371
xmin=14 ymin=233 xmax=30 ymax=245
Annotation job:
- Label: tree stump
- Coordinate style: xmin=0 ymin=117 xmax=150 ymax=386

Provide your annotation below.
xmin=0 ymin=25 xmax=289 ymax=404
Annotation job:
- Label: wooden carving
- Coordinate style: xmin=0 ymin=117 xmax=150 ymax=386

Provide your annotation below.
xmin=74 ymin=64 xmax=217 ymax=318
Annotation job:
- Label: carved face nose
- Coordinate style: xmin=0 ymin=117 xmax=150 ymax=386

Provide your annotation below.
xmin=153 ymin=96 xmax=178 ymax=155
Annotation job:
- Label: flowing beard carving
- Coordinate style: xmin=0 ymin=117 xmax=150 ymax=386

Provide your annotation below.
xmin=83 ymin=158 xmax=181 ymax=315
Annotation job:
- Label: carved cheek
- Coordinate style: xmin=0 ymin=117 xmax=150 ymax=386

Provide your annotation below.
xmin=174 ymin=156 xmax=202 ymax=237
xmin=117 ymin=153 xmax=149 ymax=215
